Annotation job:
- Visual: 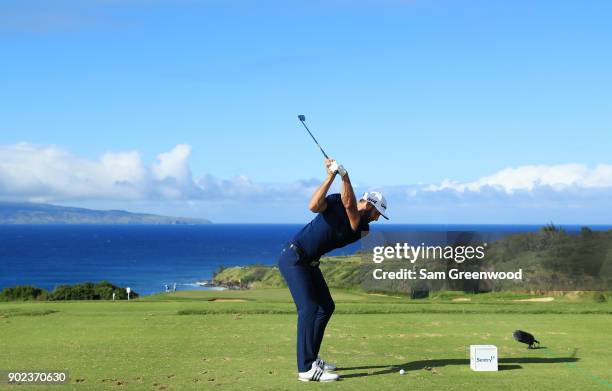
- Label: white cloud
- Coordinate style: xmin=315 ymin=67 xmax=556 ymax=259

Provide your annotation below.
xmin=425 ymin=164 xmax=612 ymax=194
xmin=382 ymin=164 xmax=612 ymax=224
xmin=0 ymin=143 xmax=193 ymax=202
xmin=1 ymin=143 xmax=611 ymax=223
xmin=0 ymin=143 xmax=316 ymax=204
xmin=151 ymin=144 xmax=191 ymax=184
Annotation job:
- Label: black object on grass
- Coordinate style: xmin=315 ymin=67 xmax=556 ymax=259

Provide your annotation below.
xmin=513 ymin=330 xmax=540 ymax=349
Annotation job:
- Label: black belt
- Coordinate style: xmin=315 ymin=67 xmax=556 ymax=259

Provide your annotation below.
xmin=288 ymin=243 xmax=320 ymax=267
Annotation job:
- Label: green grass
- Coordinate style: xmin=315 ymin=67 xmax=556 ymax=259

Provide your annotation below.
xmin=1 ymin=289 xmax=611 ymax=390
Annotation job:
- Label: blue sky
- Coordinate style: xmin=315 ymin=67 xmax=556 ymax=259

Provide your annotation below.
xmin=1 ymin=0 xmax=611 ymax=223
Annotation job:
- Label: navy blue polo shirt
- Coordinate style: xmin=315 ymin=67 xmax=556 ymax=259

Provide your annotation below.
xmin=292 ymin=193 xmax=369 ymax=261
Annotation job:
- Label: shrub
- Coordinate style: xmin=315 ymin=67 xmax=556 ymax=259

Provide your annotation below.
xmin=593 ymin=292 xmax=607 ymax=303
xmin=0 ymin=285 xmax=48 ymax=301
xmin=49 ymin=282 xmax=138 ymax=300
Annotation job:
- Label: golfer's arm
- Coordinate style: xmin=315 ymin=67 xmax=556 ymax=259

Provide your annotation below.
xmin=308 ymin=173 xmax=335 ymax=213
xmin=341 ymin=174 xmax=360 ymax=231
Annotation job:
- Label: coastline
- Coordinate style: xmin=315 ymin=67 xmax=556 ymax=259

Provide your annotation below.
xmin=2 ymin=224 xmax=611 ymax=296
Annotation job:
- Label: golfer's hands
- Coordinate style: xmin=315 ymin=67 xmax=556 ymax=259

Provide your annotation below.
xmin=325 ymin=159 xmax=335 ymax=176
xmin=326 ymin=159 xmax=347 ymax=177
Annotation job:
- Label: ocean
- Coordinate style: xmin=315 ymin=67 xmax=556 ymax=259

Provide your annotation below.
xmin=1 ymin=224 xmax=610 ymax=295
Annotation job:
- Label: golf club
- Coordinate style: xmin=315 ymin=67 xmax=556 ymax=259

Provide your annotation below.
xmin=297 ymin=114 xmax=330 ymax=159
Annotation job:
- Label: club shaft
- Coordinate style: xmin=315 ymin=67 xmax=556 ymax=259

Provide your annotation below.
xmin=299 ymin=121 xmax=329 ymax=159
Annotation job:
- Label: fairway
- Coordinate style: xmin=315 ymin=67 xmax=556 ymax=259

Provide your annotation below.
xmin=1 ymin=289 xmax=610 ymax=390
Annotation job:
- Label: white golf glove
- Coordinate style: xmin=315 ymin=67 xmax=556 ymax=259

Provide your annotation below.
xmin=329 ymin=160 xmax=347 ymax=177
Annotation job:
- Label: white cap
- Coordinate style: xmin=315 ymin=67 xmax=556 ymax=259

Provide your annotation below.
xmin=361 ymin=191 xmax=389 ymax=220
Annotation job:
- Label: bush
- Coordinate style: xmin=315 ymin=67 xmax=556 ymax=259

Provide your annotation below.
xmin=49 ymin=283 xmax=93 ymax=300
xmin=48 ymin=282 xmax=138 ymax=301
xmin=0 ymin=285 xmax=48 ymax=301
xmin=594 ymin=292 xmax=607 ymax=303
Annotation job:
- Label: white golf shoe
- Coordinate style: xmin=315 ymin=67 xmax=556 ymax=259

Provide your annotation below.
xmin=316 ymin=356 xmax=337 ymax=371
xmin=298 ymin=361 xmax=339 ymax=382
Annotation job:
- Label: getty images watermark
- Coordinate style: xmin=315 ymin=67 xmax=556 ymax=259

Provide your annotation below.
xmin=370 ymin=242 xmax=523 ymax=281
xmin=358 ymin=229 xmax=612 ymax=292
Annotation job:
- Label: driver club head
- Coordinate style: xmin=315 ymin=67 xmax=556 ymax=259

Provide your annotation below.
xmin=298 ymin=114 xmax=306 ymax=122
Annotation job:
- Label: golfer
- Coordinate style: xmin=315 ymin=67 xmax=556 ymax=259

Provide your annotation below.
xmin=278 ymin=158 xmax=388 ymax=382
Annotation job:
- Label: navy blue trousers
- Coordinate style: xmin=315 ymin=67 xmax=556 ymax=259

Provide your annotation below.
xmin=278 ymin=245 xmax=335 ymax=372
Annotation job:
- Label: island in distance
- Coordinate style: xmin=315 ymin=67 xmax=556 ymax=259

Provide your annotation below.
xmin=0 ymin=202 xmax=211 ymax=224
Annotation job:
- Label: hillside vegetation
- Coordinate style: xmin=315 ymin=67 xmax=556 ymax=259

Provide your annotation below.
xmin=213 ymin=226 xmax=612 ymax=296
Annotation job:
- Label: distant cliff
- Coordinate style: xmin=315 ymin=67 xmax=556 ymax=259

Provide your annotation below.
xmin=0 ymin=202 xmax=211 ymax=224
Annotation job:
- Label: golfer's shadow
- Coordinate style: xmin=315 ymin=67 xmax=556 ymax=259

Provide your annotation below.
xmin=338 ymin=355 xmax=579 ymax=378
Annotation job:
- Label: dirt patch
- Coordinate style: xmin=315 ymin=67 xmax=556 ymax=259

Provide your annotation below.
xmin=452 ymin=298 xmax=471 ymax=302
xmin=513 ymin=297 xmax=554 ymax=302
xmin=208 ymin=298 xmax=248 ymax=302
